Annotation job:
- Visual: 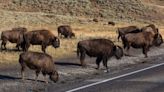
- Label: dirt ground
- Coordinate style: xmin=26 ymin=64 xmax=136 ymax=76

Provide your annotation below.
xmin=0 ymin=43 xmax=164 ymax=92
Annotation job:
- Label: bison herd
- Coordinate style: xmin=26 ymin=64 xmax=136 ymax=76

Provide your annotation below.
xmin=0 ymin=24 xmax=163 ymax=83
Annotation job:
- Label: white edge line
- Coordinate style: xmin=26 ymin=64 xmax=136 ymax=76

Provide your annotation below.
xmin=66 ymin=62 xmax=164 ymax=92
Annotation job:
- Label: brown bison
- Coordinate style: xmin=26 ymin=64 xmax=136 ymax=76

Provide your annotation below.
xmin=57 ymin=25 xmax=75 ymax=38
xmin=19 ymin=51 xmax=59 ymax=83
xmin=77 ymin=39 xmax=123 ymax=72
xmin=117 ymin=26 xmax=141 ymax=41
xmin=1 ymin=27 xmax=27 ymax=50
xmin=93 ymin=18 xmax=98 ymax=22
xmin=108 ymin=21 xmax=115 ymax=26
xmin=21 ymin=29 xmax=60 ymax=53
xmin=121 ymin=26 xmax=158 ymax=58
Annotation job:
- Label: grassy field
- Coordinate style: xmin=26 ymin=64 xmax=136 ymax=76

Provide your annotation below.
xmin=0 ymin=21 xmax=163 ymax=65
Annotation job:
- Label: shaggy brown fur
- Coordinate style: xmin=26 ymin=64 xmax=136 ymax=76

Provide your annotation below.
xmin=121 ymin=30 xmax=155 ymax=58
xmin=19 ymin=51 xmax=59 ymax=83
xmin=21 ymin=29 xmax=60 ymax=53
xmin=77 ymin=39 xmax=123 ymax=72
xmin=57 ymin=25 xmax=75 ymax=38
xmin=117 ymin=26 xmax=141 ymax=41
xmin=1 ymin=27 xmax=27 ymax=50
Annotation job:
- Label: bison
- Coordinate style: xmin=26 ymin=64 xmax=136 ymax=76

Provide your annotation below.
xmin=1 ymin=27 xmax=27 ymax=50
xmin=19 ymin=51 xmax=59 ymax=83
xmin=108 ymin=21 xmax=115 ymax=26
xmin=121 ymin=26 xmax=157 ymax=58
xmin=57 ymin=25 xmax=75 ymax=38
xmin=93 ymin=18 xmax=98 ymax=22
xmin=21 ymin=29 xmax=60 ymax=53
xmin=117 ymin=26 xmax=141 ymax=41
xmin=77 ymin=39 xmax=123 ymax=72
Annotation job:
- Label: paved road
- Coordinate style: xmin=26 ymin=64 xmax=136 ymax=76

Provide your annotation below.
xmin=64 ymin=57 xmax=164 ymax=92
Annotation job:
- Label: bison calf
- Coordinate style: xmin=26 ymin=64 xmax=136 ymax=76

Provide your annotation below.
xmin=77 ymin=39 xmax=123 ymax=72
xmin=19 ymin=51 xmax=59 ymax=83
xmin=57 ymin=25 xmax=75 ymax=38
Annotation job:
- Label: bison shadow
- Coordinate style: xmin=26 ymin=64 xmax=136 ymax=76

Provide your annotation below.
xmin=25 ymin=78 xmax=46 ymax=83
xmin=0 ymin=74 xmax=20 ymax=80
xmin=55 ymin=62 xmax=81 ymax=66
xmin=0 ymin=74 xmax=46 ymax=83
xmin=0 ymin=48 xmax=22 ymax=52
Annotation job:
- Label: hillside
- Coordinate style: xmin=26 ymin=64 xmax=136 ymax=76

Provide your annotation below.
xmin=0 ymin=0 xmax=163 ymax=27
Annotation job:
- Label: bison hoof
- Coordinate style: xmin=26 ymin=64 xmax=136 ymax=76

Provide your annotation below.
xmin=95 ymin=67 xmax=99 ymax=70
xmin=104 ymin=69 xmax=110 ymax=73
xmin=144 ymin=56 xmax=148 ymax=58
xmin=82 ymin=65 xmax=87 ymax=68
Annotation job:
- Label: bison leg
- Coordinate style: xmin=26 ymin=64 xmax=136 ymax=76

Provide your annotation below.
xmin=42 ymin=72 xmax=48 ymax=84
xmin=102 ymin=56 xmax=109 ymax=72
xmin=16 ymin=44 xmax=20 ymax=51
xmin=143 ymin=46 xmax=148 ymax=58
xmin=35 ymin=70 xmax=40 ymax=82
xmin=118 ymin=34 xmax=120 ymax=41
xmin=1 ymin=41 xmax=7 ymax=50
xmin=20 ymin=65 xmax=25 ymax=81
xmin=24 ymin=43 xmax=30 ymax=52
xmin=95 ymin=56 xmax=102 ymax=70
xmin=41 ymin=45 xmax=47 ymax=53
xmin=80 ymin=51 xmax=86 ymax=67
xmin=125 ymin=43 xmax=131 ymax=55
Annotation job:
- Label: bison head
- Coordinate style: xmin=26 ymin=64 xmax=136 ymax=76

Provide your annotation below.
xmin=52 ymin=37 xmax=60 ymax=48
xmin=113 ymin=45 xmax=123 ymax=59
xmin=49 ymin=71 xmax=59 ymax=83
xmin=153 ymin=34 xmax=163 ymax=46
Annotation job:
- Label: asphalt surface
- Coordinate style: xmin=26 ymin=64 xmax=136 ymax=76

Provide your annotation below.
xmin=63 ymin=56 xmax=164 ymax=92
xmin=1 ymin=51 xmax=164 ymax=92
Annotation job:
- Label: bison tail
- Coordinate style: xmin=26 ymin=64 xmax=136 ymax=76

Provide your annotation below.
xmin=77 ymin=48 xmax=80 ymax=57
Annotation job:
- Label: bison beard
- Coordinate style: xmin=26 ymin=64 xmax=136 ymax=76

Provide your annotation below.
xmin=77 ymin=39 xmax=123 ymax=72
